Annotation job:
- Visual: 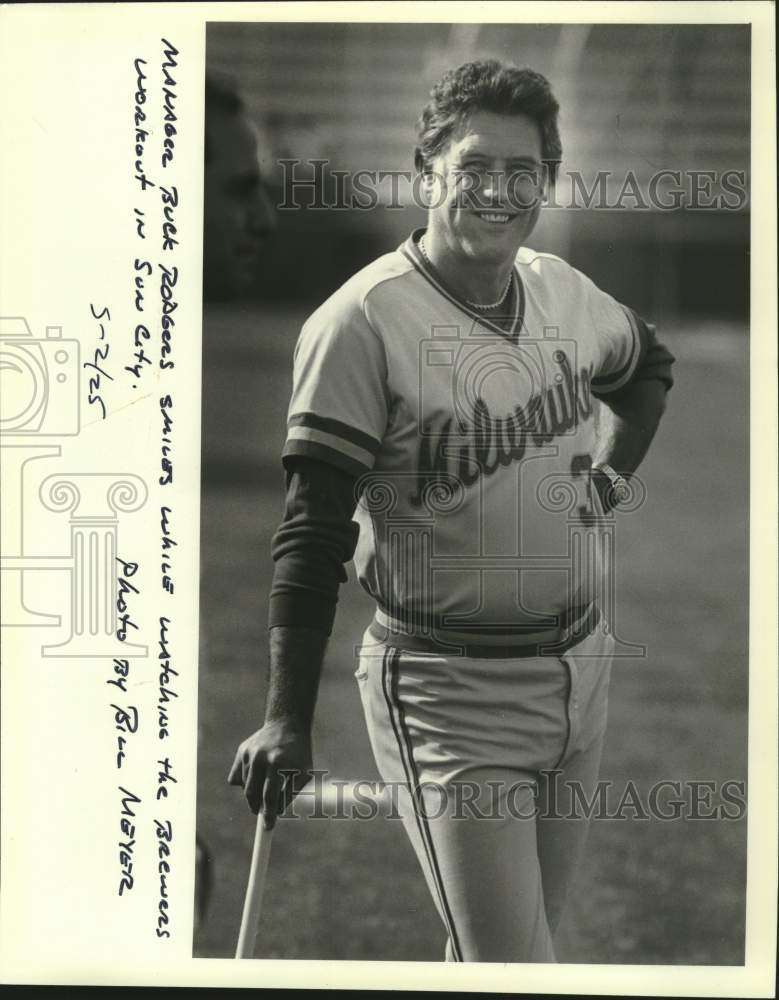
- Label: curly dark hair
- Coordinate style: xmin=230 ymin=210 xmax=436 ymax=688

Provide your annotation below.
xmin=415 ymin=60 xmax=562 ymax=181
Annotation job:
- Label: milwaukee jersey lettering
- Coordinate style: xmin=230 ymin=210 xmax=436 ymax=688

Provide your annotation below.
xmin=283 ymin=231 xmax=674 ymax=636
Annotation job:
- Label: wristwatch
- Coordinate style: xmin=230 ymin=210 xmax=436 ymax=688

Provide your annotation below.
xmin=590 ymin=463 xmax=631 ymax=512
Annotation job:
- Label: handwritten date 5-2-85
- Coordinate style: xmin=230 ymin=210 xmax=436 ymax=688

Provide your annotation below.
xmin=86 ymin=303 xmax=114 ymax=419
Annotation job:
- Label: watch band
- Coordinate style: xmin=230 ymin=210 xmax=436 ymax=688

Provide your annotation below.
xmin=591 ymin=463 xmax=632 ymax=508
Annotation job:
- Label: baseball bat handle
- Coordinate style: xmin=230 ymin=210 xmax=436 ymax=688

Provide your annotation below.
xmin=235 ymin=814 xmax=274 ymax=959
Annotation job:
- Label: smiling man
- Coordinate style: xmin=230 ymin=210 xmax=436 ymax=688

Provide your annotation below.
xmin=417 ymin=105 xmax=547 ymax=305
xmin=229 ymin=60 xmax=675 ymax=962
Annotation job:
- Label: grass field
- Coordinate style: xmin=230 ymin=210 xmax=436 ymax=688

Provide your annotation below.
xmin=194 ymin=303 xmax=748 ymax=964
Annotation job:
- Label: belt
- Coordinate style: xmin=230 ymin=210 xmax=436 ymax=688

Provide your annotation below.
xmin=368 ymin=603 xmax=601 ymax=660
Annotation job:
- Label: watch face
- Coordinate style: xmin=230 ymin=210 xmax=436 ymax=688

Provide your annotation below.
xmin=593 ymin=465 xmax=631 ymax=510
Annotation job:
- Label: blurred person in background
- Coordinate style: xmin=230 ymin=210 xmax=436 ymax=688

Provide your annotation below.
xmin=198 ymin=70 xmax=277 ymax=929
xmin=203 ymin=72 xmax=277 ymax=302
xmin=229 ymin=59 xmax=674 ymax=962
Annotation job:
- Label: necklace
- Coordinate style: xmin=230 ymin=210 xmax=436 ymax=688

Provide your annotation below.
xmin=419 ymin=235 xmax=513 ymax=311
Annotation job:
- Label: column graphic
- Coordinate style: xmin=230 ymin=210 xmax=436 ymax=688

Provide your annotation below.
xmin=1 ymin=316 xmax=149 ymax=658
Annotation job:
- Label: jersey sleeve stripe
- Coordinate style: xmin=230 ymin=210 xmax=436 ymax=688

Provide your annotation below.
xmin=283 ymin=434 xmax=374 ymax=476
xmin=288 ymin=411 xmax=382 ymax=455
xmin=590 ymin=305 xmax=644 ymax=393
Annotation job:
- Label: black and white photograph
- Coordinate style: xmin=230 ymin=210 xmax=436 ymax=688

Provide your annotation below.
xmin=0 ymin=2 xmax=775 ymax=992
xmin=197 ymin=18 xmax=753 ymax=966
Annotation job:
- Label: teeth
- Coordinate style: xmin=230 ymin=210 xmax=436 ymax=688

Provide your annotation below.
xmin=480 ymin=213 xmax=510 ymax=223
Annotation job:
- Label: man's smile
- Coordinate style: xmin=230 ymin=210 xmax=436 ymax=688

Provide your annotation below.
xmin=471 ymin=209 xmax=518 ymax=225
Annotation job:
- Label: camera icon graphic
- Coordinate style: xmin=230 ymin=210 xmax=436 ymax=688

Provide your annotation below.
xmin=0 ymin=317 xmax=80 ymax=436
xmin=1 ymin=315 xmax=150 ymax=657
xmin=418 ymin=323 xmax=579 ymax=438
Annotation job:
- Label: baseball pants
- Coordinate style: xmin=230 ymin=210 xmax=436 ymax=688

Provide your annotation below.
xmin=355 ymin=622 xmax=614 ymax=963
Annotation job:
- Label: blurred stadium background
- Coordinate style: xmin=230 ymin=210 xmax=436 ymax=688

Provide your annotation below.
xmin=196 ymin=22 xmax=749 ymax=963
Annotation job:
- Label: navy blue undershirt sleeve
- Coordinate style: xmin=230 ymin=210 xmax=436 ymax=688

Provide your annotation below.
xmin=268 ymin=456 xmax=360 ymax=635
xmin=631 ymin=315 xmax=675 ymax=391
xmin=634 ymin=333 xmax=675 ymax=390
xmin=592 ymin=311 xmax=675 ymax=401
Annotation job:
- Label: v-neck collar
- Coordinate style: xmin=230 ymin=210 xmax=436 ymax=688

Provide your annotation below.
xmin=400 ymin=228 xmax=526 ymax=344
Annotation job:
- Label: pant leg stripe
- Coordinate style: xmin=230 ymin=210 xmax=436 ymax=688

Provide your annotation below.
xmin=378 ymin=650 xmax=454 ymax=957
xmin=382 ymin=649 xmax=464 ymax=962
xmin=551 ymin=659 xmax=573 ymax=770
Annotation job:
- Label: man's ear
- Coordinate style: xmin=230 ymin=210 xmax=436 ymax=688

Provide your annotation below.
xmin=418 ymin=169 xmax=443 ymax=210
xmin=414 ymin=153 xmax=434 ymax=205
xmin=541 ymin=159 xmax=560 ymax=204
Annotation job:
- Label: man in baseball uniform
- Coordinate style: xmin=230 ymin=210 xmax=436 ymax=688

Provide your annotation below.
xmin=228 ymin=59 xmax=674 ymax=962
